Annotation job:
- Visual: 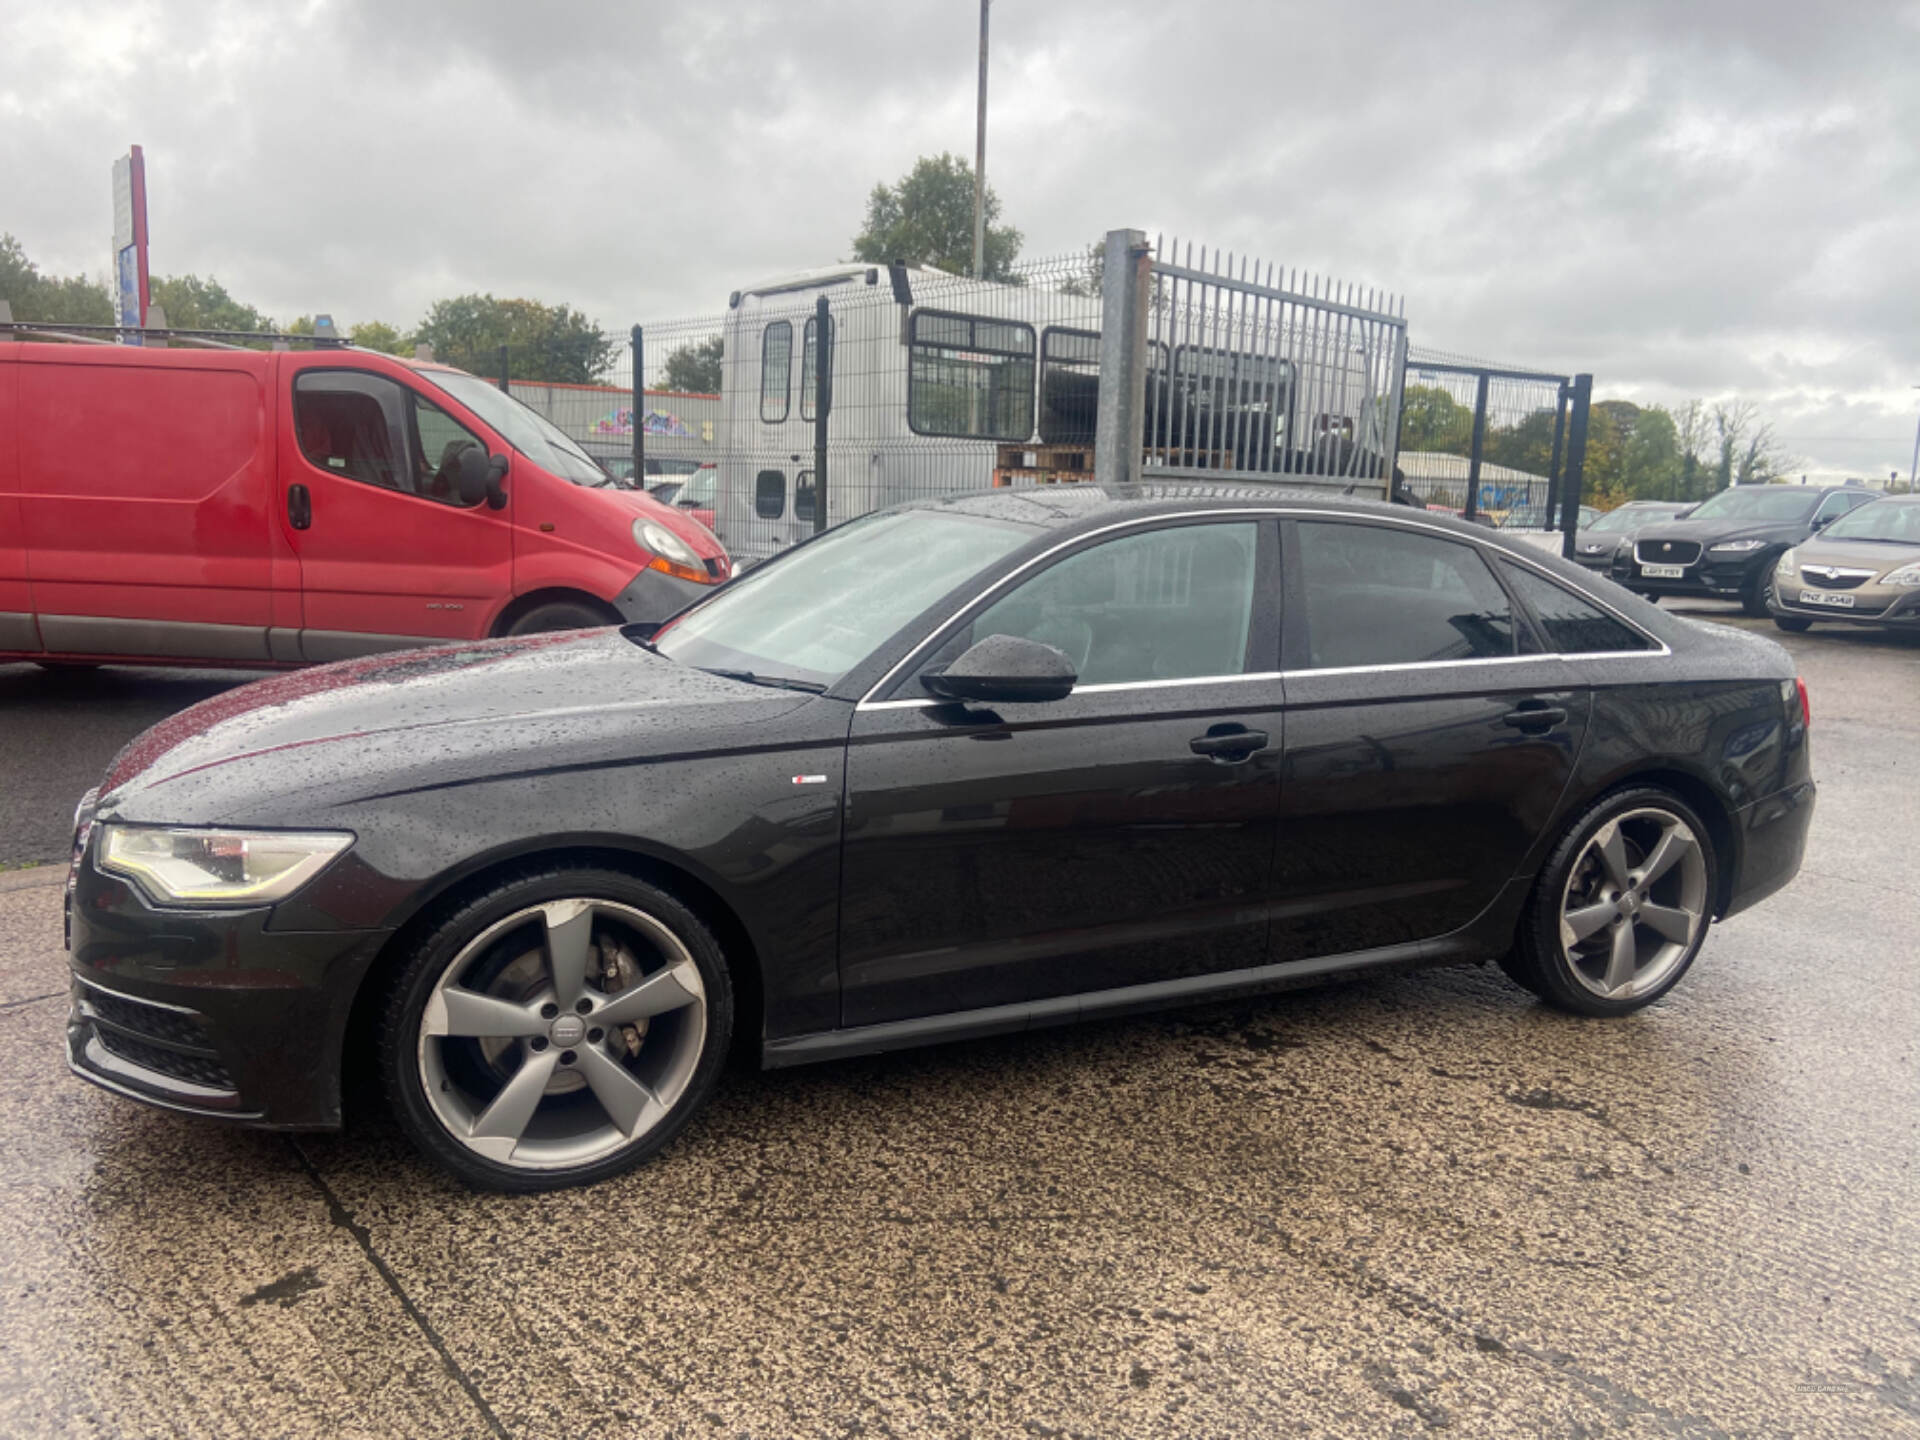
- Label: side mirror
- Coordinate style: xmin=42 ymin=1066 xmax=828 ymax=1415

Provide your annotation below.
xmin=485 ymin=452 xmax=509 ymax=510
xmin=922 ymin=633 xmax=1077 ymax=705
xmin=455 ymin=447 xmax=507 ymax=507
xmin=1811 ymin=513 xmax=1833 ymax=530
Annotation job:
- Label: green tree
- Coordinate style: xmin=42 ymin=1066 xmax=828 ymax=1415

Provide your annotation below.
xmin=1396 ymin=383 xmax=1475 ymax=455
xmin=662 ymin=335 xmax=723 ymax=393
xmin=851 ymin=152 xmax=1022 ymax=281
xmin=149 ymin=273 xmax=275 ymax=332
xmin=0 ymin=234 xmax=114 ymax=324
xmin=1618 ymin=405 xmax=1680 ymax=499
xmin=413 ymin=294 xmax=613 ymax=384
xmin=350 ymin=320 xmax=410 ymax=356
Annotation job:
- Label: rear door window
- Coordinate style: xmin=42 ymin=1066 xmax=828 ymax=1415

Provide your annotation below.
xmin=1294 ymin=522 xmax=1516 ymax=669
xmin=1499 ymin=562 xmax=1652 ymax=654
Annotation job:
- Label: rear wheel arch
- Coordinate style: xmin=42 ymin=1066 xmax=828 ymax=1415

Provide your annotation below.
xmin=1554 ymin=769 xmax=1738 ymax=920
xmin=344 ymin=844 xmax=767 ymax=1101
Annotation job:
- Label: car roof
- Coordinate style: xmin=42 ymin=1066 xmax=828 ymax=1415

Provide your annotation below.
xmin=905 ymin=482 xmax=1524 ymax=545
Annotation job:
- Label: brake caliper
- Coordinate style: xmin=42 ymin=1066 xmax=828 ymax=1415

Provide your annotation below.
xmin=595 ymin=936 xmax=647 ymax=1057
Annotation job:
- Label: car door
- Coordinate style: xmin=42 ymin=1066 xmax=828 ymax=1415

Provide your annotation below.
xmin=839 ymin=517 xmax=1282 ymax=1027
xmin=1271 ymin=518 xmax=1590 ymax=960
xmin=279 ymin=359 xmax=513 ymax=661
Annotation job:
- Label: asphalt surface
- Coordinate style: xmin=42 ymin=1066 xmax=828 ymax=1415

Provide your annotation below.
xmin=1 ymin=607 xmax=1916 ymax=1438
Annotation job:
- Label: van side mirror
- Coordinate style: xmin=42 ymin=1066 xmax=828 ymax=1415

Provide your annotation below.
xmin=922 ymin=633 xmax=1077 ymax=704
xmin=457 ymin=449 xmax=510 ymax=509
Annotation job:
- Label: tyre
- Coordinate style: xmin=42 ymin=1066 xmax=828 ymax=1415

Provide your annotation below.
xmin=377 ymin=866 xmax=733 ymax=1191
xmin=1773 ymin=615 xmax=1812 ymax=633
xmin=505 ymin=600 xmax=615 ymax=636
xmin=1739 ymin=571 xmax=1772 ymax=619
xmin=1503 ymin=787 xmax=1717 ymax=1017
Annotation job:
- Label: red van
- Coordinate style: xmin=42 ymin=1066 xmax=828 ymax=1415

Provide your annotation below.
xmin=0 ymin=339 xmax=728 ymax=668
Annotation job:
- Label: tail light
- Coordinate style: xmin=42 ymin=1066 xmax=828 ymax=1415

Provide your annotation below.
xmin=1795 ymin=676 xmax=1810 ymax=728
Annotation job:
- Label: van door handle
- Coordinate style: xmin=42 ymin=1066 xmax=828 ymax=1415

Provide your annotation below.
xmin=1190 ymin=725 xmax=1269 ymax=762
xmin=288 ymin=484 xmax=312 ymax=531
xmin=1502 ymin=703 xmax=1567 ymax=732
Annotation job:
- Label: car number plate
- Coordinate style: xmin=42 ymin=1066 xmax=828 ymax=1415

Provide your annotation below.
xmin=1799 ymin=589 xmax=1855 ymax=608
xmin=1642 ymin=563 xmax=1686 ymax=579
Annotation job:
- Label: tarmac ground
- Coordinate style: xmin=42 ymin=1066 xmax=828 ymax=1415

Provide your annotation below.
xmin=1 ymin=604 xmax=1915 ymax=1438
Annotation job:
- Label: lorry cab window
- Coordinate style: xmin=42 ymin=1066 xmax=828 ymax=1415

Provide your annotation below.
xmin=907 ymin=310 xmax=1035 ymax=441
xmin=761 ymin=321 xmax=793 ymax=423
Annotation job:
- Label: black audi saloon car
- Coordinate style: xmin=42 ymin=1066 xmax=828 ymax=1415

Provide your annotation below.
xmin=1613 ymin=481 xmax=1880 ymax=614
xmin=66 ymin=486 xmax=1815 ymax=1190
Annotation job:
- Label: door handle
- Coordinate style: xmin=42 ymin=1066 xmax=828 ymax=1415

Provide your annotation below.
xmin=1501 ymin=703 xmax=1568 ymax=732
xmin=1190 ymin=725 xmax=1269 ymax=762
xmin=288 ymin=483 xmax=312 ymax=531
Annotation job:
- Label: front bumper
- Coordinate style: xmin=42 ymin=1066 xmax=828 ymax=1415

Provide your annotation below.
xmin=1769 ymin=578 xmax=1920 ymax=628
xmin=1612 ymin=552 xmax=1768 ymax=599
xmin=66 ymin=859 xmax=390 ymax=1130
xmin=611 ymin=565 xmax=724 ymax=625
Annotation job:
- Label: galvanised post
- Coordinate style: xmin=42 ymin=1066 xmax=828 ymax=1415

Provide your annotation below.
xmin=1095 ymin=228 xmax=1150 ymax=487
xmin=496 ymin=343 xmax=509 ymax=395
xmin=1560 ymin=374 xmax=1593 ymax=559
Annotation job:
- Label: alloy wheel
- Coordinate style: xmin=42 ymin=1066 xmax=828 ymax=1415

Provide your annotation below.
xmin=1557 ymin=808 xmax=1709 ymax=1001
xmin=417 ymin=898 xmax=707 ymax=1171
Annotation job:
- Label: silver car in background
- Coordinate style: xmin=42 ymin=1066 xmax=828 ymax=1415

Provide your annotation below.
xmin=1768 ymin=495 xmax=1920 ymax=632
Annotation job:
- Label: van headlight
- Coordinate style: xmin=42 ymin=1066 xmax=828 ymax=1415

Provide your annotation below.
xmin=98 ymin=826 xmax=353 ymax=906
xmin=634 ymin=519 xmax=711 ymax=584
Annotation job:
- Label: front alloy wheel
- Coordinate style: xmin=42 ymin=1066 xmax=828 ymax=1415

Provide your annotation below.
xmin=381 ymin=869 xmax=731 ymax=1190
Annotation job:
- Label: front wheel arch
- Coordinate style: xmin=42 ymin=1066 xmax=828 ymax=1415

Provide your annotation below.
xmin=343 ymin=844 xmax=766 ymax=1110
xmin=490 ymin=588 xmax=622 ymax=637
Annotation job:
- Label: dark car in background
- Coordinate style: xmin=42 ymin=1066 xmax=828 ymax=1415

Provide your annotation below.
xmin=1614 ymin=483 xmax=1880 ymax=614
xmin=1571 ymin=500 xmax=1691 ymax=574
xmin=65 ymin=486 xmax=1814 ymax=1191
xmin=1767 ymin=494 xmax=1920 ymax=633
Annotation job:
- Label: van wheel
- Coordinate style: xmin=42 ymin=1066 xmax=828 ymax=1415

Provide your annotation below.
xmin=505 ymin=601 xmax=616 ymax=636
xmin=1502 ymin=786 xmax=1717 ymax=1017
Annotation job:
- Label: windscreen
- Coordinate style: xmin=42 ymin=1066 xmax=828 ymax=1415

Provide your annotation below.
xmin=1823 ymin=499 xmax=1920 ymax=542
xmin=1588 ymin=508 xmax=1647 ymax=534
xmin=653 ymin=510 xmax=1037 ymax=688
xmin=1686 ymin=487 xmax=1819 ymax=523
xmin=420 ymin=370 xmax=612 ymax=488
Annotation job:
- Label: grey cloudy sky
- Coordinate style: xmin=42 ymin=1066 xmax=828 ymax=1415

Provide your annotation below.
xmin=5 ymin=0 xmax=1919 ymax=479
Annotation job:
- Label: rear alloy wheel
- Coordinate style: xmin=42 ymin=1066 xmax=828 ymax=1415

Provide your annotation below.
xmin=380 ymin=868 xmax=731 ymax=1190
xmin=1504 ymin=788 xmax=1716 ymax=1017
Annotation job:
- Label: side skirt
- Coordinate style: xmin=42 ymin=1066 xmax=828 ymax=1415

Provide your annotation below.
xmin=761 ymin=937 xmax=1475 ymax=1070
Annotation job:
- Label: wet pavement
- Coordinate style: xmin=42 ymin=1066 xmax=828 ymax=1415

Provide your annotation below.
xmin=1 ymin=609 xmax=1916 ymax=1438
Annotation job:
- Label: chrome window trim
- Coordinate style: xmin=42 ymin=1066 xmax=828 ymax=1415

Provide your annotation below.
xmin=853 ymin=505 xmax=1670 ymax=711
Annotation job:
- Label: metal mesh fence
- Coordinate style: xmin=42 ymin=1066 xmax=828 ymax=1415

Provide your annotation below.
xmin=1397 ymin=346 xmax=1572 ymax=531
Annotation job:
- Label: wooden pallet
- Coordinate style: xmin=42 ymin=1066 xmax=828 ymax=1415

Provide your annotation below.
xmin=992 ymin=442 xmax=1095 ymax=487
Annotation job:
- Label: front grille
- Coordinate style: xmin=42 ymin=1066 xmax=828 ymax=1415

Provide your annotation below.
xmin=1796 ymin=566 xmax=1874 ymax=591
xmin=84 ymin=987 xmax=213 ymax=1049
xmin=1636 ymin=540 xmax=1702 ymax=566
xmin=94 ymin=1026 xmax=236 ymax=1091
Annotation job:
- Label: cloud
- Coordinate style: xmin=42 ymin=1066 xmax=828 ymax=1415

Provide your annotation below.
xmin=3 ymin=0 xmax=1915 ymax=476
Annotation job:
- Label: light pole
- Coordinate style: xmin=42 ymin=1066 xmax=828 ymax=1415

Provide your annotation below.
xmin=972 ymin=0 xmax=990 ymax=279
xmin=1909 ymin=386 xmax=1920 ymax=494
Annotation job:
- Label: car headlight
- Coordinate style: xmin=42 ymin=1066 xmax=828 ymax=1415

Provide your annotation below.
xmin=1710 ymin=538 xmax=1767 ymax=553
xmin=1881 ymin=563 xmax=1920 ymax=587
xmin=1579 ymin=542 xmax=1606 ymax=554
xmin=1776 ymin=549 xmax=1798 ymax=575
xmin=633 ymin=518 xmax=711 ymax=584
xmin=98 ymin=826 xmax=353 ymax=906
